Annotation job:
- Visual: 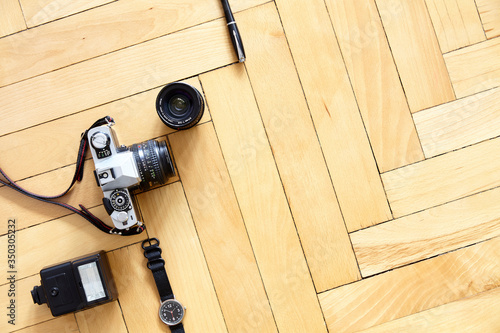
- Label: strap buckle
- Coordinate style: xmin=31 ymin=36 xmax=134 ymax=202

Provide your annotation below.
xmin=142 ymin=237 xmax=160 ymax=249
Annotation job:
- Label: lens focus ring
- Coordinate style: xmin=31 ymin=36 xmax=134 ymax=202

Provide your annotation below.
xmin=130 ymin=140 xmax=175 ymax=191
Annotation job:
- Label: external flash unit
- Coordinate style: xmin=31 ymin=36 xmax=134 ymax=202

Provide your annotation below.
xmin=31 ymin=251 xmax=116 ymax=316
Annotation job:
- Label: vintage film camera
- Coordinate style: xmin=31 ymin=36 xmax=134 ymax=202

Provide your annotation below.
xmin=88 ymin=122 xmax=175 ymax=229
xmin=88 ymin=82 xmax=204 ymax=230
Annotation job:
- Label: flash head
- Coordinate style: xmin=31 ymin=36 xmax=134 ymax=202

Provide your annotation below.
xmin=31 ymin=251 xmax=116 ymax=317
xmin=156 ymin=82 xmax=205 ymax=130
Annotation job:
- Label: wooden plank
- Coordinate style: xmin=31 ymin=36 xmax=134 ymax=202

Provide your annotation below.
xmin=351 ymin=186 xmax=500 ymax=277
xmin=375 ymin=0 xmax=455 ymax=111
xmin=445 ymin=37 xmax=500 ymax=98
xmin=0 ymin=0 xmax=26 ymax=37
xmin=75 ymin=301 xmax=127 ymax=333
xmin=243 ymin=2 xmax=391 ymax=233
xmin=381 ymin=137 xmax=500 ymax=217
xmin=136 ymin=182 xmax=227 ymax=332
xmin=202 ymin=42 xmax=358 ymax=294
xmin=0 ymin=77 xmax=205 ymax=182
xmin=15 ymin=315 xmax=79 ymax=333
xmin=202 ymin=65 xmax=349 ymax=328
xmin=0 ymin=206 xmax=143 ymax=282
xmin=20 ymin=0 xmax=114 ymax=27
xmin=477 ymin=0 xmax=500 ymax=39
xmin=414 ymin=87 xmax=500 ymax=158
xmin=425 ymin=0 xmax=485 ymax=53
xmin=318 ymin=237 xmax=500 ymax=332
xmin=359 ymin=287 xmax=500 ymax=332
xmin=0 ymin=165 xmax=105 ymax=231
xmin=0 ymin=17 xmax=234 ymax=136
xmin=107 ymin=245 xmax=165 ymax=333
xmin=0 ymin=0 xmax=266 ymax=87
xmin=325 ymin=0 xmax=424 ymax=172
xmin=169 ymin=124 xmax=277 ymax=332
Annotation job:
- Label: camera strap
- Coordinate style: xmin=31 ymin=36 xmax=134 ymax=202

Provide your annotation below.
xmin=0 ymin=116 xmax=144 ymax=236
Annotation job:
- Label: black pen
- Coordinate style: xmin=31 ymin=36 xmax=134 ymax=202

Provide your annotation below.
xmin=220 ymin=0 xmax=246 ymax=62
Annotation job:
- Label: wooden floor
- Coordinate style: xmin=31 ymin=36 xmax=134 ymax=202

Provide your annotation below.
xmin=1 ymin=0 xmax=499 ymax=332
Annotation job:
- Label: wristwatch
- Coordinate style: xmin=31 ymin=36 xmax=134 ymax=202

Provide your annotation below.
xmin=142 ymin=238 xmax=185 ymax=332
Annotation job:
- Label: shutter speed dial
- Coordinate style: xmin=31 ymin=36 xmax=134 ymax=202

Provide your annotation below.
xmin=110 ymin=190 xmax=131 ymax=211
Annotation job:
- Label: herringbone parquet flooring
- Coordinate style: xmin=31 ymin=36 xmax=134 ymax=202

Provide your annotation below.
xmin=0 ymin=0 xmax=499 ymax=332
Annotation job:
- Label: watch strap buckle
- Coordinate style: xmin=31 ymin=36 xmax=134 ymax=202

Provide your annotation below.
xmin=142 ymin=237 xmax=160 ymax=249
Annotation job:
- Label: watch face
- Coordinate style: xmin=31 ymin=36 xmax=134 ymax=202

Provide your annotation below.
xmin=159 ymin=299 xmax=184 ymax=326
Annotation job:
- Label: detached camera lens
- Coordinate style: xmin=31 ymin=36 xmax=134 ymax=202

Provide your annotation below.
xmin=156 ymin=82 xmax=204 ymax=130
xmin=130 ymin=140 xmax=175 ymax=191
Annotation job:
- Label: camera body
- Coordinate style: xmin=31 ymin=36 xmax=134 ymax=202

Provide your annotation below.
xmin=88 ymin=122 xmax=174 ymax=229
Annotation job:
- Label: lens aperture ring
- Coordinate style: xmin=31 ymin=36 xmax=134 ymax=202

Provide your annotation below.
xmin=146 ymin=140 xmax=163 ymax=185
xmin=131 ymin=140 xmax=173 ymax=191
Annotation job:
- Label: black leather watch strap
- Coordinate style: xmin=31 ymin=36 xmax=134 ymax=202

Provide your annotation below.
xmin=171 ymin=323 xmax=184 ymax=333
xmin=142 ymin=238 xmax=185 ymax=332
xmin=142 ymin=238 xmax=174 ymax=301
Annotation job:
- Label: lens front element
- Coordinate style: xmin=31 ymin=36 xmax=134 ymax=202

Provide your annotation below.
xmin=168 ymin=95 xmax=190 ymax=115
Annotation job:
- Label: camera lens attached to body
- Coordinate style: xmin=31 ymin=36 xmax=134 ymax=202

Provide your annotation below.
xmin=156 ymin=82 xmax=205 ymax=130
xmin=130 ymin=140 xmax=175 ymax=191
xmin=88 ymin=121 xmax=177 ymax=230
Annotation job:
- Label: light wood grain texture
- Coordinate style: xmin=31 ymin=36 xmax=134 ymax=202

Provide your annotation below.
xmin=414 ymin=86 xmax=500 ymax=158
xmin=0 ymin=0 xmax=265 ymax=87
xmin=169 ymin=123 xmax=277 ymax=332
xmin=0 ymin=206 xmax=142 ymax=282
xmin=477 ymin=0 xmax=500 ymax=39
xmin=375 ymin=0 xmax=455 ymax=111
xmin=0 ymin=165 xmax=105 ymax=231
xmin=137 ymin=182 xmax=227 ymax=333
xmin=14 ymin=315 xmax=79 ymax=333
xmin=0 ymin=275 xmax=65 ymax=332
xmin=360 ymin=287 xmax=500 ymax=332
xmin=0 ymin=18 xmax=233 ymax=136
xmin=445 ymin=37 xmax=500 ymax=98
xmin=0 ymin=77 xmax=204 ymax=182
xmin=202 ymin=64 xmax=340 ymax=329
xmin=382 ymin=137 xmax=500 ymax=217
xmin=107 ymin=244 xmax=171 ymax=333
xmin=425 ymin=0 xmax=486 ymax=53
xmin=207 ymin=29 xmax=359 ymax=294
xmin=351 ymin=186 xmax=500 ymax=277
xmin=319 ymin=237 xmax=500 ymax=332
xmin=0 ymin=0 xmax=498 ymax=331
xmin=75 ymin=301 xmax=127 ymax=333
xmin=243 ymin=2 xmax=390 ymax=234
xmin=20 ymin=0 xmax=114 ymax=27
xmin=0 ymin=0 xmax=26 ymax=37
xmin=326 ymin=0 xmax=424 ymax=172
